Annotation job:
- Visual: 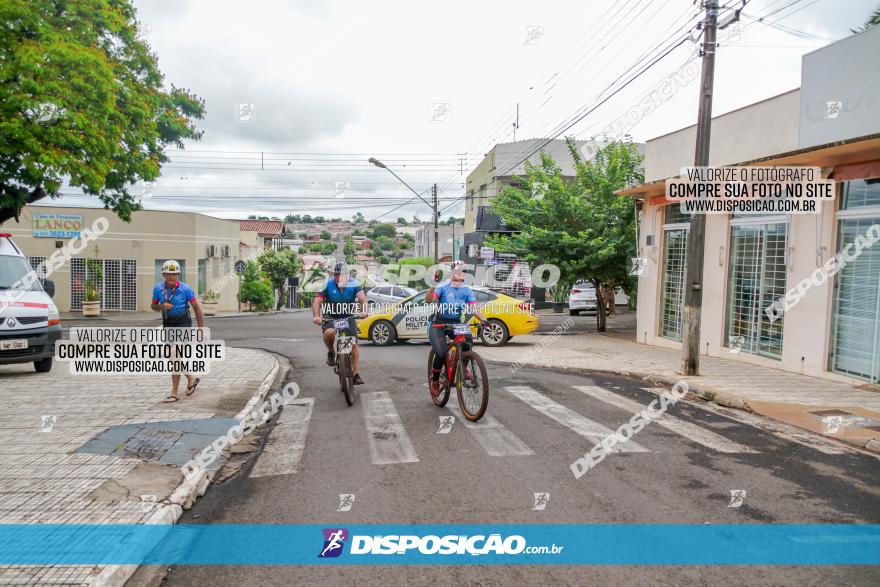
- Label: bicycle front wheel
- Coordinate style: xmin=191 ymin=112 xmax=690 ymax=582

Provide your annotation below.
xmin=456 ymin=350 xmax=488 ymax=422
xmin=338 ymin=355 xmax=354 ymax=406
xmin=427 ymin=349 xmax=450 ymax=407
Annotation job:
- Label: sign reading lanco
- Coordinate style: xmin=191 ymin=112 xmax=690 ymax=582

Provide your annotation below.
xmin=32 ymin=214 xmax=84 ymax=238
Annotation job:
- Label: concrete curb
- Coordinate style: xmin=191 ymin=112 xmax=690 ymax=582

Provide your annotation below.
xmin=90 ymin=351 xmax=282 ymax=587
xmin=491 ymin=359 xmax=880 ymax=456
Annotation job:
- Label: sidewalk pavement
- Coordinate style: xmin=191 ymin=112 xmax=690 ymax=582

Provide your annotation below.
xmin=0 ymin=347 xmax=279 ymax=586
xmin=481 ymin=332 xmax=880 ymax=454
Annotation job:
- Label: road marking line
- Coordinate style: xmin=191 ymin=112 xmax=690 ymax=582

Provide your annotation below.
xmin=362 ymin=391 xmax=419 ymax=465
xmin=641 ymin=387 xmax=850 ymax=455
xmin=504 ymin=386 xmax=649 ymax=453
xmin=249 ymin=398 xmax=314 ymax=478
xmin=574 ymin=386 xmax=758 ymax=454
xmin=445 ymin=405 xmax=534 ymax=456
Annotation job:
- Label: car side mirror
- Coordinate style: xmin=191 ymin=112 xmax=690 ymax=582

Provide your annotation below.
xmin=43 ymin=279 xmax=55 ymax=298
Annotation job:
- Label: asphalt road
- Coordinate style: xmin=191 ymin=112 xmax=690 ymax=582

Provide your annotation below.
xmin=144 ymin=311 xmax=879 ymax=586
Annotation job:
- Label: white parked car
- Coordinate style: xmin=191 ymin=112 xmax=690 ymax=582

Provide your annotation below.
xmin=366 ymin=285 xmax=418 ymax=307
xmin=567 ymin=281 xmax=597 ymax=316
xmin=0 ymin=233 xmax=61 ymax=372
xmin=567 ymin=280 xmax=629 ymax=315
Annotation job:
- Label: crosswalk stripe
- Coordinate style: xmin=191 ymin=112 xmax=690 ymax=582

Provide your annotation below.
xmin=445 ymin=405 xmax=534 ymax=456
xmin=574 ymin=386 xmax=759 ymax=454
xmin=249 ymin=398 xmax=314 ymax=478
xmin=362 ymin=391 xmax=420 ymax=465
xmin=641 ymin=387 xmax=849 ymax=455
xmin=504 ymin=386 xmax=649 ymax=453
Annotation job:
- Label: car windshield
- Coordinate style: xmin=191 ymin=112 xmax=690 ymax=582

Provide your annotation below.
xmin=0 ymin=255 xmax=43 ymax=291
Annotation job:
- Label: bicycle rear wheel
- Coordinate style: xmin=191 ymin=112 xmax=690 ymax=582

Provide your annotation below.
xmin=456 ymin=351 xmax=489 ymax=421
xmin=338 ymin=355 xmax=354 ymax=406
xmin=426 ymin=349 xmax=450 ymax=407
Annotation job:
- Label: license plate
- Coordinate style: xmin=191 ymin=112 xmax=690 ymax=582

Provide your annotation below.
xmin=333 ymin=318 xmax=350 ymax=330
xmin=452 ymin=324 xmax=471 ymax=335
xmin=337 ymin=337 xmax=353 ymax=355
xmin=0 ymin=339 xmax=27 ymax=351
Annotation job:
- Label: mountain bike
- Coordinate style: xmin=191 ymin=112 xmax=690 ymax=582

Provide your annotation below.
xmin=328 ymin=317 xmax=355 ymax=406
xmin=426 ymin=322 xmax=489 ymax=422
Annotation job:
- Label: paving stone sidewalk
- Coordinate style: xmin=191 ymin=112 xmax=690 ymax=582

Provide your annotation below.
xmin=0 ymin=347 xmax=278 ymax=586
xmin=483 ymin=333 xmax=880 ymax=453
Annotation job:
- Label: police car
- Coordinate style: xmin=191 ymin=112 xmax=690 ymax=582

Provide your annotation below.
xmin=357 ymin=286 xmax=538 ymax=346
xmin=0 ymin=233 xmax=61 ymax=372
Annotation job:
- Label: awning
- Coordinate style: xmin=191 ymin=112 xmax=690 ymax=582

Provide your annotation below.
xmin=616 ymin=133 xmax=880 ymax=200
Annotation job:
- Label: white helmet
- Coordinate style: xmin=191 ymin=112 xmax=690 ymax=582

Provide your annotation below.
xmin=161 ymin=259 xmax=181 ymax=274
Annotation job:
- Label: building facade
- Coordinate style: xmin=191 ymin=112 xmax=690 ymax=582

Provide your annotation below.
xmin=619 ymin=27 xmax=880 ymax=384
xmin=6 ymin=205 xmax=242 ymax=314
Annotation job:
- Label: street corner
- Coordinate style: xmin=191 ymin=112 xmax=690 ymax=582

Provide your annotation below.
xmin=747 ymin=400 xmax=880 ymax=453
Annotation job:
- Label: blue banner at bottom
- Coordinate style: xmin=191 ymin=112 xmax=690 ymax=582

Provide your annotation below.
xmin=0 ymin=524 xmax=878 ymax=565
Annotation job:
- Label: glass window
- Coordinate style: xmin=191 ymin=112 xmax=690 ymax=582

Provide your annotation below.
xmin=665 ymin=203 xmax=691 ymax=225
xmin=660 ymin=228 xmax=688 ymax=340
xmin=474 ymin=290 xmax=496 ymax=303
xmin=725 ymin=222 xmax=788 ymax=359
xmin=840 ymin=178 xmax=880 ymax=210
xmin=830 ymin=216 xmax=880 ymax=382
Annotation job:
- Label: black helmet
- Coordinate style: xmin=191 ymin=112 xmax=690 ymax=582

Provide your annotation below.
xmin=333 ymin=261 xmax=347 ymax=275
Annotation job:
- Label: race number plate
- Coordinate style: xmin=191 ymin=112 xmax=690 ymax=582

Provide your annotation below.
xmin=452 ymin=323 xmax=471 ymax=336
xmin=337 ymin=336 xmax=354 ymax=355
xmin=0 ymin=339 xmax=27 ymax=351
xmin=333 ymin=318 xmax=350 ymax=330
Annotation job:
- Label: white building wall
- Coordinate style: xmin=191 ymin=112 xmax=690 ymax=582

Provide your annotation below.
xmin=645 ymin=90 xmax=801 ymax=182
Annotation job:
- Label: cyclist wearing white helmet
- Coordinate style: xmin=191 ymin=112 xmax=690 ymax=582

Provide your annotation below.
xmin=312 ymin=261 xmax=368 ymax=384
xmin=151 ymin=259 xmax=205 ymax=403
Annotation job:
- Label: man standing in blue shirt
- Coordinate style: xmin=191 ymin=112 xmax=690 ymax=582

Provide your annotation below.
xmin=151 ymin=259 xmax=205 ymax=403
xmin=312 ymin=261 xmax=368 ymax=385
xmin=425 ymin=265 xmax=488 ymax=398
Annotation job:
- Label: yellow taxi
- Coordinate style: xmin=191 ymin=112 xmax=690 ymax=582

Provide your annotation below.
xmin=357 ymin=287 xmax=538 ymax=346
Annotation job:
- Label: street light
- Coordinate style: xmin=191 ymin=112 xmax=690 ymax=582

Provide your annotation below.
xmin=369 ymin=157 xmax=439 ymax=262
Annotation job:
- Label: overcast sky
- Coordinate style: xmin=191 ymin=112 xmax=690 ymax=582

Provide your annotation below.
xmin=51 ymin=0 xmax=874 ymax=221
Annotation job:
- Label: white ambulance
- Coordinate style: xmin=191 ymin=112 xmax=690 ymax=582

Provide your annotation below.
xmin=0 ymin=233 xmax=61 ymax=372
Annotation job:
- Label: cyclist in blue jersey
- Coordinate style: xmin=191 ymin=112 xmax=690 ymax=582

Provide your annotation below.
xmin=425 ymin=263 xmax=488 ymax=398
xmin=312 ymin=261 xmax=368 ymax=384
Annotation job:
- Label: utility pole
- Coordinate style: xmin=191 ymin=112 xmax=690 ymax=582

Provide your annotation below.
xmin=432 ymin=183 xmax=439 ymax=262
xmin=681 ymin=0 xmax=718 ymax=376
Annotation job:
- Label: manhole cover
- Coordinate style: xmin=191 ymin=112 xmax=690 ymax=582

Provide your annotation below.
xmin=373 ymin=431 xmax=398 ymax=441
xmin=809 ymin=409 xmax=854 ymax=417
xmin=112 ymin=428 xmax=183 ymax=460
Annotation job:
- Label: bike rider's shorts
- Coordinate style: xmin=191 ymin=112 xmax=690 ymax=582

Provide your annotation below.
xmin=321 ymin=316 xmax=358 ymax=337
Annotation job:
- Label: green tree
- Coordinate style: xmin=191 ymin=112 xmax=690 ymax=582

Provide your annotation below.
xmin=397 ymin=217 xmax=408 ymax=225
xmin=0 ymin=0 xmax=204 ymax=223
xmin=371 ymin=223 xmax=397 ymax=238
xmin=377 ymin=236 xmax=395 ymax=250
xmin=343 ymin=235 xmax=356 ymax=264
xmin=320 ymin=229 xmax=331 ymax=240
xmin=321 ymin=242 xmax=337 ymax=255
xmin=488 ymin=139 xmax=643 ymax=332
xmin=377 ymin=255 xmax=391 ymax=264
xmin=257 ymin=248 xmax=302 ymax=310
xmin=853 ymin=4 xmax=880 ymax=31
xmin=352 ymin=212 xmax=365 ymax=223
xmin=238 ymin=260 xmax=274 ymax=311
